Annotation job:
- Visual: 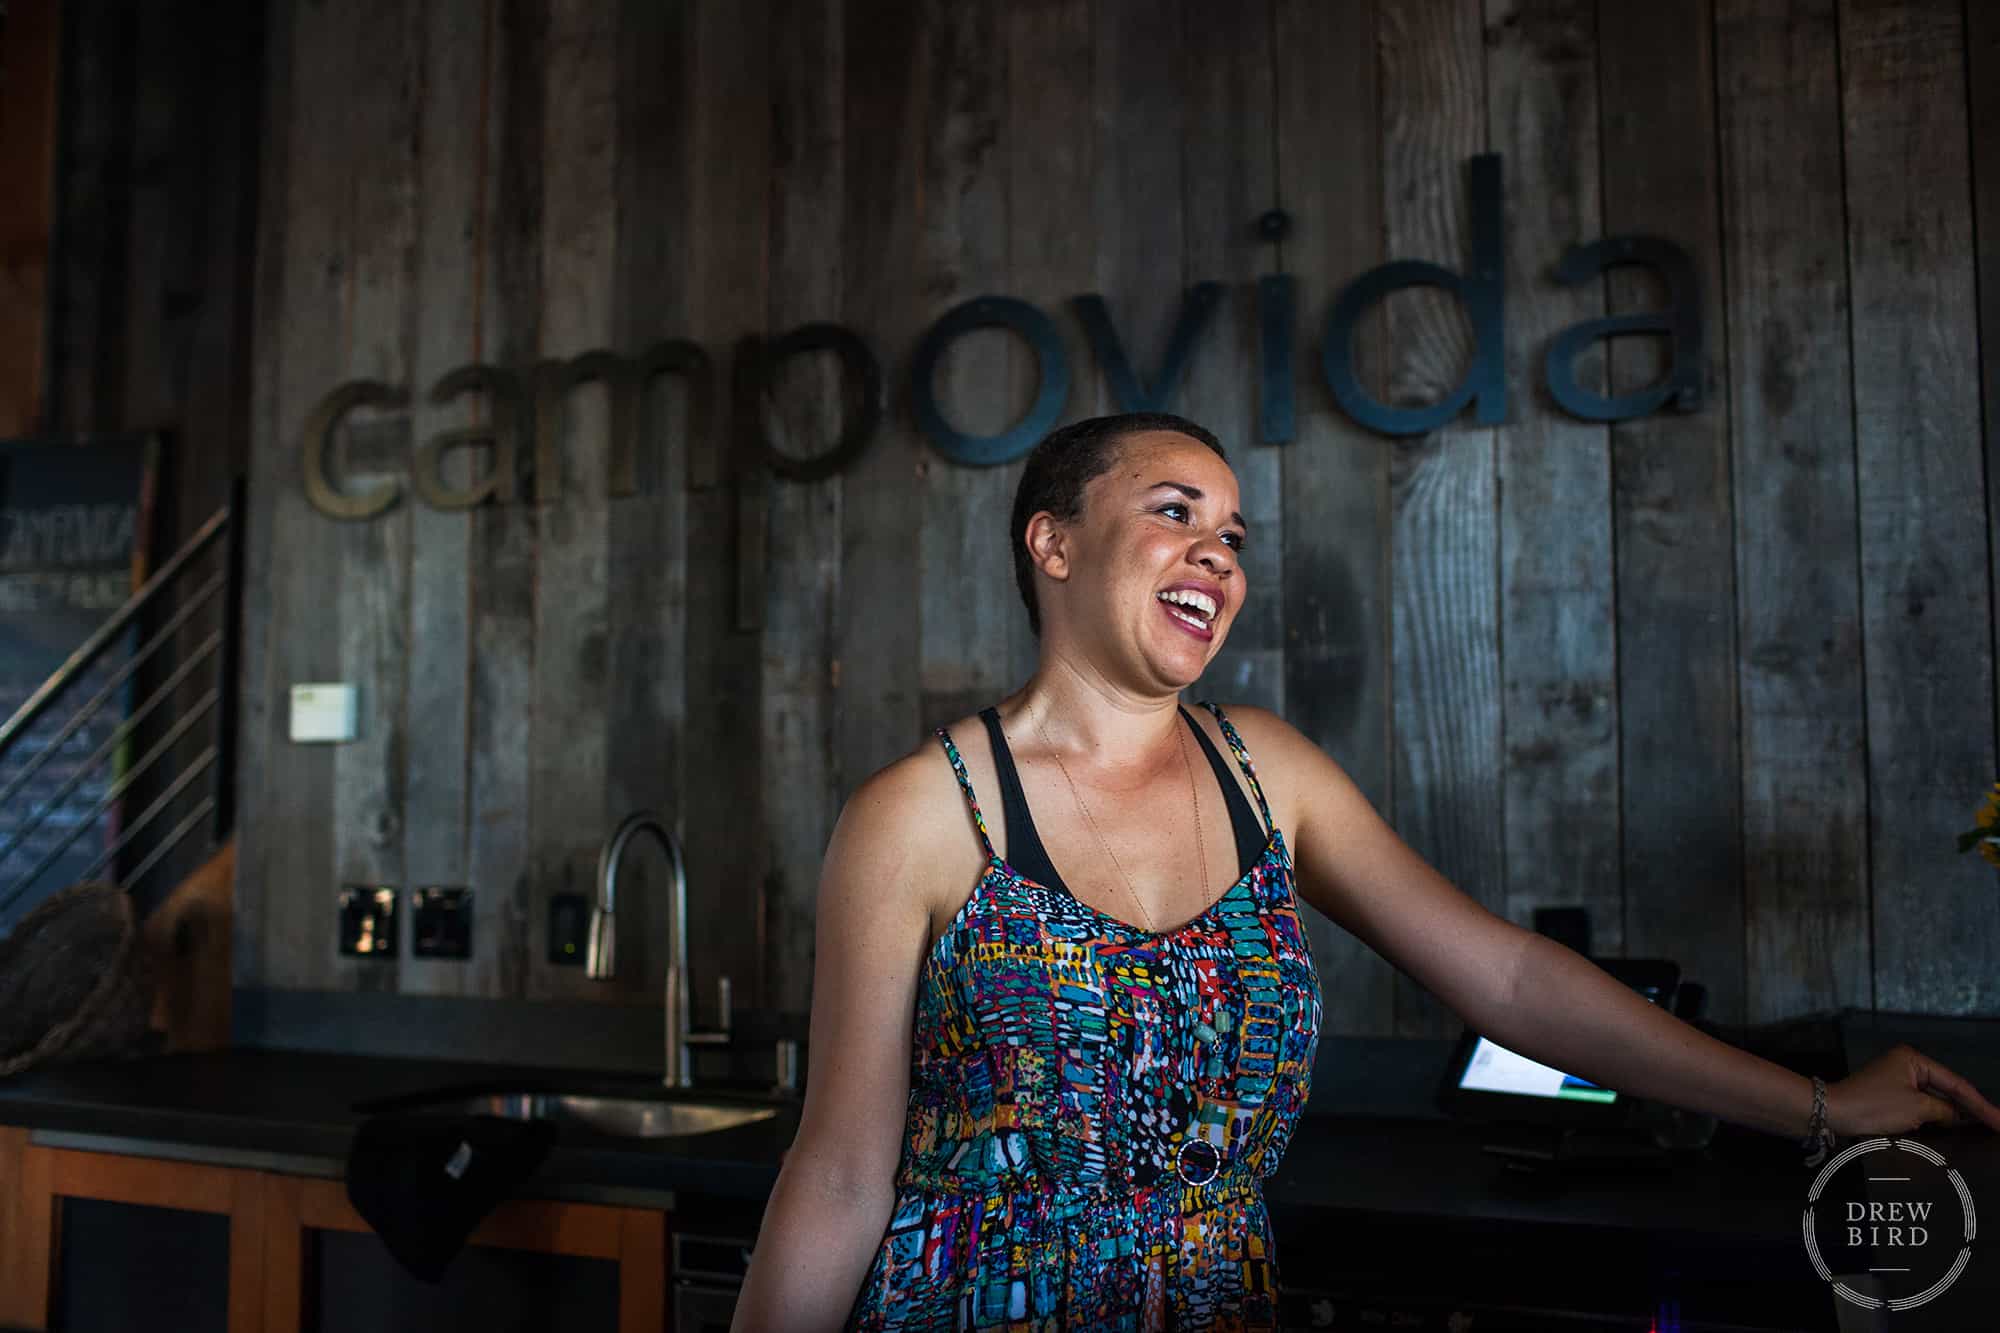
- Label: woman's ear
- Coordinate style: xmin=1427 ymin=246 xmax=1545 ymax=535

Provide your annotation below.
xmin=1024 ymin=511 xmax=1070 ymax=584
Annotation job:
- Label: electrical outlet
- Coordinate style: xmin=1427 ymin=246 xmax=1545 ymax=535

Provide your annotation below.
xmin=338 ymin=885 xmax=398 ymax=957
xmin=413 ymin=887 xmax=472 ymax=959
xmin=549 ymin=892 xmax=588 ymax=966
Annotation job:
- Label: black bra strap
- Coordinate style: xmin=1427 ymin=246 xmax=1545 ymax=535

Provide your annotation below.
xmin=982 ymin=705 xmax=1264 ymax=892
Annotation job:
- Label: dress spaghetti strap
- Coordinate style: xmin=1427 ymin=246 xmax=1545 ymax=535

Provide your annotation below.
xmin=1196 ymin=700 xmax=1277 ymax=840
xmin=933 ymin=726 xmax=996 ymax=862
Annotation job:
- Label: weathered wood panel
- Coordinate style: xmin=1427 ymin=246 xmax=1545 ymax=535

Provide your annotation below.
xmin=1840 ymin=0 xmax=2000 ymax=1013
xmin=1380 ymin=0 xmax=1505 ymax=1039
xmin=1274 ymin=0 xmax=1399 ymax=1036
xmin=241 ymin=0 xmax=368 ymax=989
xmin=1717 ymin=0 xmax=1869 ymax=1021
xmin=398 ymin=0 xmax=484 ymax=998
xmin=914 ymin=0 xmax=1012 ymax=735
xmin=833 ymin=0 xmax=926 ymax=804
xmin=464 ymin=0 xmax=546 ymax=1001
xmin=523 ymin=0 xmax=621 ymax=1003
xmin=681 ymin=0 xmax=772 ymax=1016
xmin=998 ymin=0 xmax=1092 ymax=693
xmin=0 ymin=0 xmax=59 ymax=437
xmin=45 ymin=0 xmax=133 ymax=436
xmin=1484 ymin=0 xmax=1620 ymax=952
xmin=326 ymin=0 xmax=421 ymax=996
xmin=596 ymin=0 xmax=693 ymax=1007
xmin=1599 ymin=0 xmax=1743 ymax=1021
xmin=231 ymin=0 xmax=296 ymax=988
xmin=1184 ymin=0 xmax=1282 ymax=716
xmin=762 ymin=0 xmax=843 ymax=1014
xmin=208 ymin=0 xmax=2000 ymax=1029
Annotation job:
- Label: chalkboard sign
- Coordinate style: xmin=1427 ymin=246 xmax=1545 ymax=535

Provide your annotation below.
xmin=0 ymin=436 xmax=159 ymax=933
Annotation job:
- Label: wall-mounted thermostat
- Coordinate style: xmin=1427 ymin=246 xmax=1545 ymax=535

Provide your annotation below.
xmin=290 ymin=683 xmax=358 ymax=743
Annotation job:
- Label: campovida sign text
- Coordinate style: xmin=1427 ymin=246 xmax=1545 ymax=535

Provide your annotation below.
xmin=302 ymin=154 xmax=1706 ymax=521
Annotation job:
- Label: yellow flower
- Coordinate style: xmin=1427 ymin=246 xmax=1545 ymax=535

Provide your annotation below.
xmin=1959 ymin=783 xmax=2000 ymax=867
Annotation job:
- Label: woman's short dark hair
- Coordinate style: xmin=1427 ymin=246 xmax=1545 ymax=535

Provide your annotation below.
xmin=1009 ymin=411 xmax=1226 ymax=638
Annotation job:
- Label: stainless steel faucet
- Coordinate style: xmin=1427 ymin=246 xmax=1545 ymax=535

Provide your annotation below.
xmin=586 ymin=810 xmax=731 ymax=1088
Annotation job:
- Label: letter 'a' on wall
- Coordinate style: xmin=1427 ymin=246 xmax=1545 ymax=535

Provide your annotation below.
xmin=912 ymin=296 xmax=1070 ymax=466
xmin=1544 ymin=236 xmax=1705 ymax=421
xmin=1322 ymin=153 xmax=1507 ymax=438
xmin=412 ymin=364 xmax=527 ymax=509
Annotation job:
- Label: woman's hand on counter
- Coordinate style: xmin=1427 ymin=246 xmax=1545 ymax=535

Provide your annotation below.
xmin=1829 ymin=1043 xmax=2000 ymax=1138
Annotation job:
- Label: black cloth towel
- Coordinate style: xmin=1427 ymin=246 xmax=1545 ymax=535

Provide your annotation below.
xmin=344 ymin=1112 xmax=558 ymax=1282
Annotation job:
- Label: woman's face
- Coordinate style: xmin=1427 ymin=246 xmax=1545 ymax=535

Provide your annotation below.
xmin=1041 ymin=429 xmax=1248 ymax=690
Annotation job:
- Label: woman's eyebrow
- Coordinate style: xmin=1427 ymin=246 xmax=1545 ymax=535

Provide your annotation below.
xmin=1145 ymin=480 xmax=1247 ymax=532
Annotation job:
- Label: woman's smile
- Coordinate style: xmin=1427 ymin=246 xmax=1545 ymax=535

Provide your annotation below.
xmin=1158 ymin=594 xmax=1215 ymax=641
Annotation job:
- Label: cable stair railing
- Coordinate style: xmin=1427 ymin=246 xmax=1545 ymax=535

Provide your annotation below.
xmin=0 ymin=478 xmax=244 ymax=926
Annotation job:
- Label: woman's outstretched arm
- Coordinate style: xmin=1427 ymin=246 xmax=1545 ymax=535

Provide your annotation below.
xmin=1459 ymin=928 xmax=2000 ymax=1140
xmin=1235 ymin=706 xmax=2000 ymax=1144
xmin=730 ymin=758 xmax=940 ymax=1332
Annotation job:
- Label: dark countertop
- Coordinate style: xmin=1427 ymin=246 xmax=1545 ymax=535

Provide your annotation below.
xmin=10 ymin=1036 xmax=2000 ymax=1328
xmin=10 ymin=1041 xmax=1999 ymax=1233
xmin=0 ymin=1048 xmax=800 ymax=1212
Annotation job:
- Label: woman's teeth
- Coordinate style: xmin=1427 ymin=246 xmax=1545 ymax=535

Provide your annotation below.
xmin=1156 ymin=590 xmax=1215 ymax=634
xmin=1156 ymin=589 xmax=1217 ymax=621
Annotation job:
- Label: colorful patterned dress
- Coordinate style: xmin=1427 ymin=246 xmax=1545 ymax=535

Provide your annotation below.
xmin=846 ymin=701 xmax=1323 ymax=1331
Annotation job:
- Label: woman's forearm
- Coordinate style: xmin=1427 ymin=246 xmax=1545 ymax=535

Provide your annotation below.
xmin=1478 ymin=932 xmax=1817 ymax=1141
xmin=730 ymin=1149 xmax=896 ymax=1333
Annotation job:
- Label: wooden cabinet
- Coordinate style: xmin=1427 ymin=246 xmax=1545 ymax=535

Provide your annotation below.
xmin=0 ymin=1128 xmax=265 ymax=1332
xmin=0 ymin=1127 xmax=673 ymax=1333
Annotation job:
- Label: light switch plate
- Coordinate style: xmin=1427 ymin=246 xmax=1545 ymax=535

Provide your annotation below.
xmin=290 ymin=683 xmax=358 ymax=742
xmin=413 ymin=886 xmax=472 ymax=959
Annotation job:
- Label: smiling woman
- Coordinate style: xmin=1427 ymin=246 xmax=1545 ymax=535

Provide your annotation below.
xmin=728 ymin=413 xmax=2000 ymax=1333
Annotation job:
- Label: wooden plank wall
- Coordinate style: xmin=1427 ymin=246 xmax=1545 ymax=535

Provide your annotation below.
xmin=230 ymin=0 xmax=2000 ymax=1031
xmin=0 ymin=0 xmax=60 ymax=437
xmin=46 ymin=0 xmax=262 ymax=548
xmin=35 ymin=0 xmax=264 ymax=923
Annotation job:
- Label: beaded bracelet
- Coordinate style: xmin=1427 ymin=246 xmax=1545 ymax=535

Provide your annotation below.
xmin=1802 ymin=1074 xmax=1837 ymax=1167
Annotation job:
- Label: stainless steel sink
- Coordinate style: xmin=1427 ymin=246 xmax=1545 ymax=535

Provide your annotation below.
xmin=424 ymin=1092 xmax=780 ymax=1139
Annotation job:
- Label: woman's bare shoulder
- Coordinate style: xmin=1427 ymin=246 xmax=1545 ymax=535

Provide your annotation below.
xmin=1199 ymin=700 xmax=1326 ymax=760
xmin=846 ymin=717 xmax=980 ymax=824
xmin=1193 ymin=701 xmax=1341 ymax=841
xmin=828 ymin=720 xmax=989 ymax=904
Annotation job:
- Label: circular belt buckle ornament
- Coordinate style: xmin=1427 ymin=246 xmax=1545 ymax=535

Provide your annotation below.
xmin=1175 ymin=1137 xmax=1221 ymax=1186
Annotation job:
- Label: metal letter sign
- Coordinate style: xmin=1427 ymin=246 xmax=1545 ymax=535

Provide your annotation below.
xmin=412 ymin=364 xmax=526 ymax=509
xmin=622 ymin=340 xmax=713 ymax=495
xmin=296 ymin=153 xmax=1716 ymax=521
xmin=303 ymin=380 xmax=407 ymax=519
xmin=1545 ymin=236 xmax=1705 ymax=420
xmin=1322 ymin=153 xmax=1506 ymax=437
xmin=749 ymin=323 xmax=884 ymax=482
xmin=910 ymin=296 xmax=1070 ymax=467
xmin=1068 ymin=283 xmax=1222 ymax=414
xmin=1257 ymin=274 xmax=1296 ymax=446
xmin=533 ymin=352 xmax=639 ymax=504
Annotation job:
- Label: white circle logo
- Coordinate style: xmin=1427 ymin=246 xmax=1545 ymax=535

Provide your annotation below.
xmin=1802 ymin=1137 xmax=1977 ymax=1312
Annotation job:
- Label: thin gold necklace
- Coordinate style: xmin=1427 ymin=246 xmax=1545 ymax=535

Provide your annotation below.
xmin=1029 ymin=704 xmax=1205 ymax=933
